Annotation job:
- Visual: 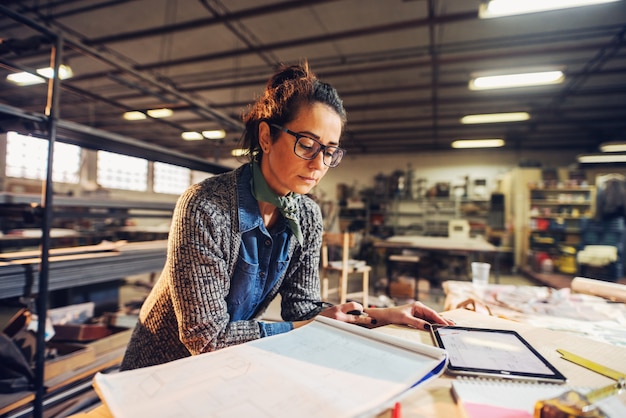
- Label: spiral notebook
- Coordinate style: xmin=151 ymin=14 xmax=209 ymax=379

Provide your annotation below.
xmin=451 ymin=378 xmax=576 ymax=418
xmin=451 ymin=378 xmax=626 ymax=418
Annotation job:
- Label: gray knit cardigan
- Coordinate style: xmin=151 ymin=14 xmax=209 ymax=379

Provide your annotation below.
xmin=120 ymin=164 xmax=323 ymax=370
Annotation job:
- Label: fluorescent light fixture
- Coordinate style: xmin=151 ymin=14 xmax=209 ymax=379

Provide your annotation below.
xmin=578 ymin=153 xmax=626 ymax=163
xmin=124 ymin=108 xmax=173 ymax=120
xmin=7 ymin=72 xmax=44 ymax=86
xmin=461 ymin=112 xmax=530 ymax=124
xmin=479 ymin=0 xmax=620 ymax=19
xmin=182 ymin=131 xmax=204 ymax=141
xmin=600 ymin=142 xmax=626 ymax=153
xmin=231 ymin=148 xmax=248 ymax=157
xmin=146 ymin=108 xmax=173 ymax=118
xmin=6 ymin=64 xmax=73 ymax=86
xmin=470 ymin=71 xmax=564 ymax=90
xmin=202 ymin=129 xmax=226 ymax=139
xmin=451 ymin=139 xmax=505 ymax=149
xmin=123 ymin=111 xmax=147 ymax=121
xmin=37 ymin=65 xmax=73 ymax=80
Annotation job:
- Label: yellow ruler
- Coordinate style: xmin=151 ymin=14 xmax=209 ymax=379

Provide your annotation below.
xmin=557 ymin=348 xmax=626 ymax=381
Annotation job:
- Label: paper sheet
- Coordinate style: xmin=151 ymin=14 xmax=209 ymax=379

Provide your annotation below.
xmin=94 ymin=317 xmax=447 ymax=418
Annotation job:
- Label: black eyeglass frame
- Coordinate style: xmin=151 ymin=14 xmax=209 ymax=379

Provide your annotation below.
xmin=270 ymin=123 xmax=345 ymax=167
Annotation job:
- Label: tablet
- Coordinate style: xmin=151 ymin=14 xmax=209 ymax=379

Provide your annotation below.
xmin=432 ymin=326 xmax=567 ymax=383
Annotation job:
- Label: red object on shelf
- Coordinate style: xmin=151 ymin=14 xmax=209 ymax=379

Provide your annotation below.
xmin=536 ymin=218 xmax=550 ymax=231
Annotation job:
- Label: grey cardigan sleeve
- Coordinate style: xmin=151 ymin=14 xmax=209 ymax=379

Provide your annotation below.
xmin=167 ymin=170 xmax=263 ymax=355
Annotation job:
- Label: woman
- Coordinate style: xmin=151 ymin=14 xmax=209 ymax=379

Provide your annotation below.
xmin=120 ymin=62 xmax=453 ymax=371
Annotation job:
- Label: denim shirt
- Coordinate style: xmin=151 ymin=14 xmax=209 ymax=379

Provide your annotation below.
xmin=226 ymin=164 xmax=294 ymax=337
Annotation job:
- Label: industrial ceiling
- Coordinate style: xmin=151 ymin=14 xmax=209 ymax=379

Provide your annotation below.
xmin=1 ymin=0 xmax=625 ymax=167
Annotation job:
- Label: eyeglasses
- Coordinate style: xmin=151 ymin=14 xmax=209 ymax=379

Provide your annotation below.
xmin=271 ymin=124 xmax=345 ymax=167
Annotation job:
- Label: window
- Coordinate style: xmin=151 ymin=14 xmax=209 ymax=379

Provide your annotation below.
xmin=97 ymin=150 xmax=148 ymax=191
xmin=153 ymin=162 xmax=191 ymax=194
xmin=5 ymin=131 xmax=80 ymax=183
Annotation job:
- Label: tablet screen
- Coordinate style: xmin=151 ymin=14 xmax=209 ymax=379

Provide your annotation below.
xmin=433 ymin=326 xmax=566 ymax=382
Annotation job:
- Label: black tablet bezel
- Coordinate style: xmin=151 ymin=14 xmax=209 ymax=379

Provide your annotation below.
xmin=432 ymin=326 xmax=567 ymax=383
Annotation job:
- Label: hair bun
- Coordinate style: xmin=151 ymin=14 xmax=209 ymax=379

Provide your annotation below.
xmin=269 ymin=63 xmax=313 ymax=89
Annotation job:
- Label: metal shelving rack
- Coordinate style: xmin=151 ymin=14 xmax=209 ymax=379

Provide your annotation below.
xmin=526 ymin=185 xmax=596 ymax=271
xmin=0 ymin=9 xmax=231 ymax=417
xmin=386 ymin=197 xmax=490 ymax=237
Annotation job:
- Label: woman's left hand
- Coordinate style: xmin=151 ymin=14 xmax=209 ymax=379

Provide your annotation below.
xmin=363 ymin=302 xmax=455 ymax=330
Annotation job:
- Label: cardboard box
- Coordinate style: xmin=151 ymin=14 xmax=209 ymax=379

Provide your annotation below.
xmin=52 ymin=323 xmax=114 ymax=342
xmin=52 ymin=323 xmax=133 ymax=356
xmin=389 ymin=277 xmax=416 ymax=299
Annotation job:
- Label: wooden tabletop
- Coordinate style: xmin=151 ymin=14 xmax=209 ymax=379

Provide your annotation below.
xmin=374 ymin=235 xmax=498 ymax=253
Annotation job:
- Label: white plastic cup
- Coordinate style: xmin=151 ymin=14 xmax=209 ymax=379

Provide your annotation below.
xmin=471 ymin=262 xmax=491 ymax=288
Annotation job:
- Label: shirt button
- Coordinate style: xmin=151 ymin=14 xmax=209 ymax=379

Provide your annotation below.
xmin=265 ymin=239 xmax=271 ymax=246
xmin=260 ymin=272 xmax=265 ymax=278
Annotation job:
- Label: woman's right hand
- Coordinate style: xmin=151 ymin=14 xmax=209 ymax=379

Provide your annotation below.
xmin=318 ymin=302 xmax=377 ymax=326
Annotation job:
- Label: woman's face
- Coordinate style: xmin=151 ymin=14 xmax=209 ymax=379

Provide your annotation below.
xmin=259 ymin=102 xmax=343 ymax=196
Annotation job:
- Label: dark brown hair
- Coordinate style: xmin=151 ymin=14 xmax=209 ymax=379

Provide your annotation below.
xmin=239 ymin=61 xmax=347 ymax=161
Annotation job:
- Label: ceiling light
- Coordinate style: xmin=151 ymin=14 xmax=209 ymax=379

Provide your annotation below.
xmin=202 ymin=129 xmax=226 ymax=140
xmin=578 ymin=153 xmax=626 ymax=164
xmin=231 ymin=148 xmax=248 ymax=157
xmin=451 ymin=139 xmax=505 ymax=149
xmin=7 ymin=72 xmax=44 ymax=86
xmin=600 ymin=142 xmax=626 ymax=153
xmin=182 ymin=131 xmax=204 ymax=141
xmin=123 ymin=111 xmax=147 ymax=121
xmin=461 ymin=112 xmax=530 ymax=124
xmin=470 ymin=71 xmax=564 ymax=90
xmin=146 ymin=108 xmax=173 ymax=118
xmin=479 ymin=0 xmax=620 ymax=19
xmin=38 ymin=65 xmax=73 ymax=80
xmin=6 ymin=64 xmax=73 ymax=86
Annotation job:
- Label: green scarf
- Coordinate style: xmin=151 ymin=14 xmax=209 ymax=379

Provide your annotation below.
xmin=250 ymin=161 xmax=303 ymax=245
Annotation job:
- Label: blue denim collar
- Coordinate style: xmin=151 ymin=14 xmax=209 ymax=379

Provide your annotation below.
xmin=237 ymin=163 xmax=265 ymax=234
